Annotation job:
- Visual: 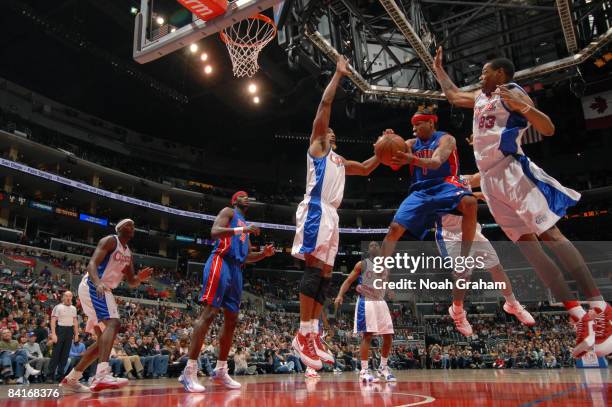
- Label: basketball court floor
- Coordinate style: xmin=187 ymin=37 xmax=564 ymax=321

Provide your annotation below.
xmin=1 ymin=369 xmax=609 ymax=406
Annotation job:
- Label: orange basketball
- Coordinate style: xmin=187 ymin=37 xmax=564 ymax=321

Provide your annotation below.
xmin=374 ymin=133 xmax=407 ymax=168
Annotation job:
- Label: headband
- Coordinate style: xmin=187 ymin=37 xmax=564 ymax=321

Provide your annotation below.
xmin=411 ymin=114 xmax=438 ymax=125
xmin=231 ymin=191 xmax=248 ymax=205
xmin=115 ymin=218 xmax=134 ymax=233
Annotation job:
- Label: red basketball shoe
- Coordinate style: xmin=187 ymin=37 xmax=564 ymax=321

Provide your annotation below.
xmin=292 ymin=332 xmax=322 ymax=370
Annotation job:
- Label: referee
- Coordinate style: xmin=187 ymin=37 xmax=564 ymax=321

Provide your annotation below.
xmin=47 ymin=291 xmax=79 ymax=382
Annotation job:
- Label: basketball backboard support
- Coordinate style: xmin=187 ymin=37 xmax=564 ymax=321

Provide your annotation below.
xmin=133 ymin=0 xmax=283 ymax=64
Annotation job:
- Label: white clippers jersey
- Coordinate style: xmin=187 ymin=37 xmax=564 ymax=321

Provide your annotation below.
xmin=84 ymin=235 xmax=132 ymax=289
xmin=358 ymin=258 xmax=387 ymax=301
xmin=304 ymin=149 xmax=346 ymax=208
xmin=472 ymin=83 xmax=530 ymax=173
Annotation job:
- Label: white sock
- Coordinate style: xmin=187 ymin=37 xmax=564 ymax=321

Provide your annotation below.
xmin=452 ymin=303 xmax=463 ymax=313
xmin=311 ymin=319 xmax=319 ymax=335
xmin=589 ymin=300 xmax=607 ymax=312
xmin=216 ymin=360 xmax=228 ymax=370
xmin=504 ymin=294 xmax=519 ymax=306
xmin=361 ymin=360 xmax=368 ymax=371
xmin=567 ymin=306 xmax=587 ymax=320
xmin=380 ymin=357 xmax=388 ymax=369
xmin=300 ymin=321 xmax=311 ymax=335
xmin=186 ymin=359 xmax=198 ymax=369
xmin=96 ymin=362 xmax=109 ymax=376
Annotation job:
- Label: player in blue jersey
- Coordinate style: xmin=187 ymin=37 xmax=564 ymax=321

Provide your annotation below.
xmin=380 ymin=107 xmax=478 ymax=326
xmin=180 ymin=191 xmax=275 ymax=393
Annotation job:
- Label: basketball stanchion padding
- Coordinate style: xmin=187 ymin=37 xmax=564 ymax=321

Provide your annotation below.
xmin=177 ymin=0 xmax=229 ymax=21
xmin=220 ymin=14 xmax=277 ymax=78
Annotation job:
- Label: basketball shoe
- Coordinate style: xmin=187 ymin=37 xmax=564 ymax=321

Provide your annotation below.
xmin=292 ymin=332 xmax=322 ymax=370
xmin=503 ymin=302 xmax=536 ymax=326
xmin=59 ymin=376 xmax=91 ymax=393
xmin=376 ymin=366 xmax=396 ymax=382
xmin=90 ymin=366 xmax=129 ymax=392
xmin=313 ymin=333 xmax=335 ymax=364
xmin=211 ymin=367 xmax=241 ymax=389
xmin=449 ymin=306 xmax=473 ymax=336
xmin=571 ymin=313 xmax=595 ymax=358
xmin=591 ymin=304 xmax=612 ymax=357
xmin=179 ymin=364 xmax=206 ymax=393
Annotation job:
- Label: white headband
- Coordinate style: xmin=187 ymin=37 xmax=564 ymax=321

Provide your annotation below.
xmin=115 ymin=219 xmax=134 ymax=233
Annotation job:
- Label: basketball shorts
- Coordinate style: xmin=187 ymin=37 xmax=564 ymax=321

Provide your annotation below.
xmin=480 ymin=155 xmax=580 ymax=242
xmin=354 ymin=298 xmax=394 ymax=335
xmin=435 ymin=226 xmax=500 ymax=270
xmin=78 ymin=276 xmax=119 ymax=334
xmin=393 ymin=182 xmax=472 ymax=240
xmin=199 ymin=255 xmax=243 ymax=313
xmin=292 ymin=198 xmax=339 ymax=267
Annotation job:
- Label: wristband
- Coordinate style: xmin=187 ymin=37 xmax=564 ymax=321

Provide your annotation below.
xmin=519 ymin=104 xmax=531 ymax=114
xmin=233 ymin=227 xmax=244 ymax=235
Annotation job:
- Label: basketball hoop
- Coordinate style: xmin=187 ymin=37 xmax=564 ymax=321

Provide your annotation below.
xmin=220 ymin=14 xmax=277 ymax=78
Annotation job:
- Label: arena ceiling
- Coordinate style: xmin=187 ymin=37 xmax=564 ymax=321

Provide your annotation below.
xmin=0 ymin=0 xmax=609 ymax=153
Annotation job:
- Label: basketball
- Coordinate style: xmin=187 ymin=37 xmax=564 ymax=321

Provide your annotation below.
xmin=374 ymin=133 xmax=407 ymax=167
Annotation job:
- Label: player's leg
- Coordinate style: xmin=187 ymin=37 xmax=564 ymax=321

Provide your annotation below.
xmin=540 ymin=226 xmax=611 ymax=356
xmin=487 ymin=263 xmax=535 ymax=326
xmin=310 ymin=248 xmax=336 ymax=365
xmin=293 ymin=253 xmax=324 ymax=370
xmin=181 ymin=256 xmax=227 ymax=392
xmin=456 ymin=194 xmax=478 ymax=258
xmin=516 ymin=233 xmax=594 ymax=357
xmin=359 ymin=333 xmax=378 ymax=382
xmin=211 ymin=265 xmax=243 ymax=389
xmin=377 ymin=334 xmax=396 ymax=382
xmin=89 ymin=318 xmax=129 ymax=392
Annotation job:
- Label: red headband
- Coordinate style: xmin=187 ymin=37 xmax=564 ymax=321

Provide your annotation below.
xmin=231 ymin=191 xmax=248 ymax=205
xmin=411 ymin=114 xmax=438 ymax=125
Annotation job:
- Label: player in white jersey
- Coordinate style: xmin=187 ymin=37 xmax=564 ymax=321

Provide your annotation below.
xmin=61 ymin=219 xmax=153 ymax=392
xmin=291 ymin=55 xmax=381 ymax=371
xmin=335 ymin=242 xmax=395 ymax=383
xmin=433 ymin=47 xmax=611 ymax=358
xmin=436 ymin=175 xmax=535 ymax=336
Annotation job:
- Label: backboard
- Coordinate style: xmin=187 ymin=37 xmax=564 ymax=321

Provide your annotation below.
xmin=133 ymin=0 xmax=284 ymax=64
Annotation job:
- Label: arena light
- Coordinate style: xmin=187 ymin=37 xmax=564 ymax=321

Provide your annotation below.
xmin=189 ymin=43 xmax=199 ymax=53
xmin=204 ymin=65 xmax=213 ymax=74
xmin=253 ymin=96 xmax=260 ymax=104
xmin=156 ymin=16 xmax=165 ymax=25
xmin=130 ymin=7 xmax=138 ymax=15
xmin=594 ymin=58 xmax=606 ymax=68
xmin=200 ymin=53 xmax=208 ymax=61
xmin=248 ymin=83 xmax=257 ymax=94
xmin=604 ymin=53 xmax=612 ymax=62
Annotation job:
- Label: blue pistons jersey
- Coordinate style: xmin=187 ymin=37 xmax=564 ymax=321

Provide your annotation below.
xmin=211 ymin=209 xmax=250 ymax=263
xmin=409 ymin=131 xmax=461 ymax=191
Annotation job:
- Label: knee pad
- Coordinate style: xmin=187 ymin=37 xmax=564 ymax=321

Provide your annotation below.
xmin=300 ymin=266 xmax=322 ymax=299
xmin=315 ymin=277 xmax=332 ymax=305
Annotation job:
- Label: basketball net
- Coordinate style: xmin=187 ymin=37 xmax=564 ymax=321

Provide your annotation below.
xmin=220 ymin=14 xmax=277 ymax=78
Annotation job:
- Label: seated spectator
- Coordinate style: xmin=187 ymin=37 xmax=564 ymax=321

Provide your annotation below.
xmin=0 ymin=328 xmax=38 ymax=384
xmin=138 ymin=335 xmax=169 ymax=379
xmin=110 ymin=337 xmax=143 ymax=379
xmin=234 ymin=347 xmax=256 ymax=375
xmin=23 ymin=332 xmax=49 ymax=380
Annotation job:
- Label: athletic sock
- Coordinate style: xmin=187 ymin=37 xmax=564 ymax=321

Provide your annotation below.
xmin=186 ymin=359 xmax=198 ymax=369
xmin=589 ymin=300 xmax=607 ymax=313
xmin=300 ymin=321 xmax=311 ymax=335
xmin=216 ymin=360 xmax=228 ymax=370
xmin=504 ymin=294 xmax=519 ymax=306
xmin=452 ymin=301 xmax=463 ymax=314
xmin=380 ymin=357 xmax=388 ymax=369
xmin=564 ymin=302 xmax=587 ymax=320
xmin=311 ymin=319 xmax=319 ymax=335
xmin=361 ymin=360 xmax=369 ymax=371
xmin=96 ymin=362 xmax=109 ymax=376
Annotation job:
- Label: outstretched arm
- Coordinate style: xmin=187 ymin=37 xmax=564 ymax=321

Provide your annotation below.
xmin=246 ymin=243 xmax=275 ymax=264
xmin=496 ymin=85 xmax=555 ymax=136
xmin=433 ymin=47 xmax=477 ymax=108
xmin=344 ymin=155 xmax=380 ymax=176
xmin=391 ymin=134 xmax=456 ymax=170
xmin=310 ymin=56 xmax=351 ymax=155
xmin=334 ymin=261 xmax=363 ymax=308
